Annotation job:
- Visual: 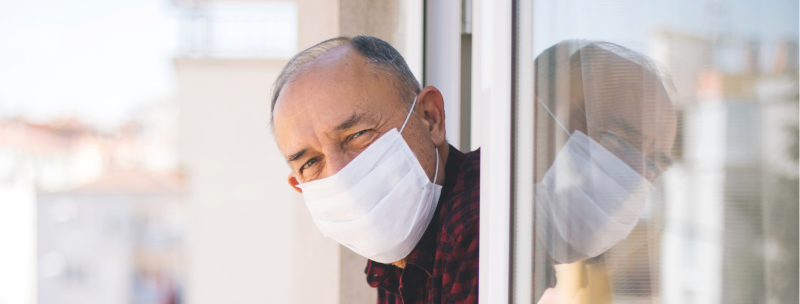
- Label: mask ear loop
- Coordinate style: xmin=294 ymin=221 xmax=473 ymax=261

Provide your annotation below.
xmin=537 ymin=97 xmax=570 ymax=136
xmin=401 ymin=95 xmax=439 ymax=183
xmin=400 ymin=96 xmax=417 ymax=133
xmin=432 ymin=149 xmax=439 ymax=183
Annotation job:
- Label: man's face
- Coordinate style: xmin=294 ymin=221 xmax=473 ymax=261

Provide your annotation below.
xmin=273 ymin=45 xmax=445 ymax=189
xmin=558 ymin=50 xmax=677 ymax=182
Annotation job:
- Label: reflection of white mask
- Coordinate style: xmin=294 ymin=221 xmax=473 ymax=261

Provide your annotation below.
xmin=297 ymin=97 xmax=442 ymax=264
xmin=536 ymin=99 xmax=653 ymax=263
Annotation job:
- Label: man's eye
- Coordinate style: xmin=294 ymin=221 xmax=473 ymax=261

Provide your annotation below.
xmin=352 ymin=130 xmax=368 ymax=139
xmin=348 ymin=130 xmax=372 ymax=143
xmin=301 ymin=158 xmax=318 ymax=172
xmin=646 ymin=159 xmax=662 ymax=179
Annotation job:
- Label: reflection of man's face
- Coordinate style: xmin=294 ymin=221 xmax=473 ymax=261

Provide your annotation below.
xmin=563 ymin=49 xmax=678 ymax=182
xmin=594 ymin=127 xmax=675 ymax=182
xmin=273 ymin=45 xmax=441 ymax=188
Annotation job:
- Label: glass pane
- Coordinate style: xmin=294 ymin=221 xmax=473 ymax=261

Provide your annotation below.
xmin=523 ymin=1 xmax=798 ymax=303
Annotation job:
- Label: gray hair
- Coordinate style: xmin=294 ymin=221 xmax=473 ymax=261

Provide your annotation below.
xmin=270 ymin=36 xmax=421 ymax=126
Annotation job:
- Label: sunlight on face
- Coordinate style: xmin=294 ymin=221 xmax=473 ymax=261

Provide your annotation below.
xmin=272 ymin=45 xmax=415 ymax=184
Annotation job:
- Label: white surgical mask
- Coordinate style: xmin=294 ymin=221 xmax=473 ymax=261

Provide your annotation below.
xmin=297 ymin=97 xmax=442 ymax=264
xmin=535 ymin=99 xmax=654 ymax=264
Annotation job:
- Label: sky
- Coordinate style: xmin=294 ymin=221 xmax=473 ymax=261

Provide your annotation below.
xmin=533 ymin=0 xmax=799 ymax=56
xmin=0 ymin=0 xmax=796 ymax=129
xmin=0 ymin=0 xmax=179 ymax=128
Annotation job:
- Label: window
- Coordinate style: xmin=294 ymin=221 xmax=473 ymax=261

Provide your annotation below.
xmin=499 ymin=0 xmax=798 ymax=303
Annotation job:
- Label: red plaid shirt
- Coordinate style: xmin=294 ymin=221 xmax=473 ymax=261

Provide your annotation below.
xmin=365 ymin=145 xmax=480 ymax=304
xmin=365 ymin=146 xmax=556 ymax=304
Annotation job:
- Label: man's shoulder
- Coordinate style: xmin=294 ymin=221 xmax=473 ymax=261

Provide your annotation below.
xmin=439 ymin=148 xmax=481 ymax=242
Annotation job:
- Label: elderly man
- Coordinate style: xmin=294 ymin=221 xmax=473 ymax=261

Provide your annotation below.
xmin=532 ymin=40 xmax=677 ymax=265
xmin=271 ymin=35 xmax=676 ymax=304
xmin=271 ymin=36 xmax=481 ymax=303
xmin=532 ymin=40 xmax=677 ymax=302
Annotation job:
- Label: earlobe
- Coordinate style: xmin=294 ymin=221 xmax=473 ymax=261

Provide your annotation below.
xmin=288 ymin=173 xmax=303 ymax=194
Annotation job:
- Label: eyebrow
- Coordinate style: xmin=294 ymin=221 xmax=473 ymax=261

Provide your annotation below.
xmin=618 ymin=119 xmax=643 ymax=138
xmin=334 ymin=112 xmax=365 ymax=132
xmin=656 ymin=151 xmax=673 ymax=167
xmin=287 ymin=148 xmax=307 ymax=163
xmin=285 ymin=111 xmax=373 ymax=164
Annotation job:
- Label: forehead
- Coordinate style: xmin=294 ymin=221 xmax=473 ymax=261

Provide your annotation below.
xmin=272 ymin=45 xmax=404 ymax=153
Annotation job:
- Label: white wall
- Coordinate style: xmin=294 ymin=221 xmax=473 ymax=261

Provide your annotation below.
xmin=425 ymin=0 xmax=462 ymax=148
xmin=176 ymin=58 xmax=315 ymax=304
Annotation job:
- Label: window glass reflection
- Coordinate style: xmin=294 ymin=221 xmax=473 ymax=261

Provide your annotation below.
xmin=528 ymin=1 xmax=798 ymax=303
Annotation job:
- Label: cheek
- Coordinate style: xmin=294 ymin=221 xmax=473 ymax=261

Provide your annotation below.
xmin=405 ymin=127 xmax=428 ymax=154
xmin=650 ymin=128 xmax=675 ymax=157
xmin=404 ymin=127 xmax=437 ymax=178
xmin=319 ymin=143 xmax=369 ymax=179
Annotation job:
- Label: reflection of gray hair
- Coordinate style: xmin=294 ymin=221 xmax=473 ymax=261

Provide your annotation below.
xmin=270 ymin=36 xmax=421 ymax=126
xmin=534 ymin=40 xmax=675 ymax=102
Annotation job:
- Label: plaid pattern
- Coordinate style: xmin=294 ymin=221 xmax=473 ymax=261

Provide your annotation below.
xmin=365 ymin=145 xmax=480 ymax=304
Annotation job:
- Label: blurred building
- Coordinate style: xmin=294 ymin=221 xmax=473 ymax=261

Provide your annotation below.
xmin=653 ymin=31 xmax=799 ymax=304
xmin=0 ymin=118 xmax=105 ymax=304
xmin=37 ymin=170 xmax=186 ymax=304
xmin=0 ymin=99 xmax=181 ymax=304
xmin=574 ymin=31 xmax=800 ymax=304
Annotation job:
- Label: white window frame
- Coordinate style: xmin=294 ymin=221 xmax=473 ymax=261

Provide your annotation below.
xmin=427 ymin=0 xmax=519 ymax=302
xmin=425 ymin=0 xmax=463 ymax=149
xmin=472 ymin=0 xmax=513 ymax=303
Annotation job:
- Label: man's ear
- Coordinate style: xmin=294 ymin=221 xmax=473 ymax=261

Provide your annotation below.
xmin=417 ymin=86 xmax=446 ymax=146
xmin=288 ymin=173 xmax=303 ymax=194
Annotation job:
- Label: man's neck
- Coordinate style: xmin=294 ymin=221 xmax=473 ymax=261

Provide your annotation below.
xmin=390 ymin=257 xmax=408 ymax=268
xmin=436 ymin=143 xmax=450 ymax=185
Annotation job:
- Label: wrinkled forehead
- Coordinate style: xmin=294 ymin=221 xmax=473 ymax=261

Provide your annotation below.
xmin=271 ymin=47 xmax=406 ymax=152
xmin=535 ymin=43 xmax=678 ymax=154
